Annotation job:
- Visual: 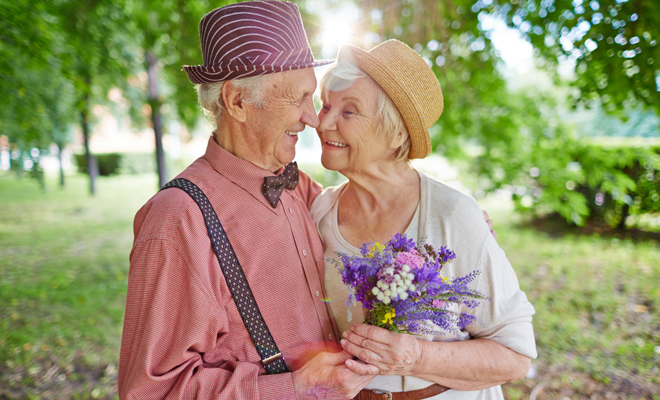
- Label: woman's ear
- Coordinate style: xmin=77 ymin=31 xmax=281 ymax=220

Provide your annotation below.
xmin=222 ymin=82 xmax=247 ymax=123
xmin=389 ymin=130 xmax=408 ymax=150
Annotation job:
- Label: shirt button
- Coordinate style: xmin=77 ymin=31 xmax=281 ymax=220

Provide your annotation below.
xmin=302 ymin=249 xmax=307 ymax=256
xmin=316 ymin=291 xmax=320 ymax=297
xmin=329 ymin=333 xmax=333 ymax=340
xmin=289 ymin=207 xmax=293 ymax=214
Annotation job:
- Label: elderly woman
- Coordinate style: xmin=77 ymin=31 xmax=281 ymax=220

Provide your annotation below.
xmin=309 ymin=40 xmax=537 ymax=400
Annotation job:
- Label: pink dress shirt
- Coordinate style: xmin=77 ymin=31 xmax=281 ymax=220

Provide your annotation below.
xmin=119 ymin=137 xmax=339 ymax=399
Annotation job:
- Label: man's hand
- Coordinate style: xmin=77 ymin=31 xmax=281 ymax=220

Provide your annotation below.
xmin=291 ymin=350 xmax=379 ymax=400
xmin=482 ymin=210 xmax=497 ymax=240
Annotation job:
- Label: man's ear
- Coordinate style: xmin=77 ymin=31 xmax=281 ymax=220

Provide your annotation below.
xmin=222 ymin=82 xmax=248 ymax=123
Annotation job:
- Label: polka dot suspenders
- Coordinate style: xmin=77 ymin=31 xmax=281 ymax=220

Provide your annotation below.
xmin=161 ymin=178 xmax=288 ymax=374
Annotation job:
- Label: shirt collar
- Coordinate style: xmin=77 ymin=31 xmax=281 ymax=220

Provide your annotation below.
xmin=203 ymin=136 xmax=287 ymax=212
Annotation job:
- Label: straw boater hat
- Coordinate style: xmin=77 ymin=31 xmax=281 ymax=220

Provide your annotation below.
xmin=338 ymin=40 xmax=444 ymax=159
xmin=184 ymin=1 xmax=333 ymax=84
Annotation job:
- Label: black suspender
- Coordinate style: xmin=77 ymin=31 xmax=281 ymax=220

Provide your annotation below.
xmin=161 ymin=178 xmax=288 ymax=374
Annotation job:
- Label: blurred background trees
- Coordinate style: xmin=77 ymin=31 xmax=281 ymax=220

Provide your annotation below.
xmin=348 ymin=0 xmax=659 ymax=229
xmin=1 ymin=0 xmax=659 ymax=229
xmin=1 ymin=2 xmax=659 ymax=399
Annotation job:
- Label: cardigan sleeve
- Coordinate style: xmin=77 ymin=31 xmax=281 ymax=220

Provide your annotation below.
xmin=467 ymin=235 xmax=538 ymax=359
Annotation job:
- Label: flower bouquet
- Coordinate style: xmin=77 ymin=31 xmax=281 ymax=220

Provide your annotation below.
xmin=332 ymin=233 xmax=487 ymax=335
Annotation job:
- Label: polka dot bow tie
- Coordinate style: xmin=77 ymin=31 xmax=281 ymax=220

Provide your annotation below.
xmin=262 ymin=162 xmax=299 ymax=208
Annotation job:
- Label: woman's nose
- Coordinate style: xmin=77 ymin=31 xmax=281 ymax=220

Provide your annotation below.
xmin=317 ymin=109 xmax=336 ymax=133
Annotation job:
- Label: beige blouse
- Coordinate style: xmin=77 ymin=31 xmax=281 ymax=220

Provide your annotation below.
xmin=310 ymin=169 xmax=537 ymax=400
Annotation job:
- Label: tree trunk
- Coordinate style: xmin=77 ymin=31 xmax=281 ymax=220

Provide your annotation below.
xmin=81 ymin=94 xmax=96 ymax=195
xmin=57 ymin=142 xmax=65 ymax=188
xmin=147 ymin=50 xmax=167 ymax=188
xmin=617 ymin=204 xmax=630 ymax=230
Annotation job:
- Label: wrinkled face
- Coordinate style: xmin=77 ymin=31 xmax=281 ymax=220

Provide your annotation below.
xmin=245 ymin=68 xmax=319 ymax=171
xmin=317 ymin=77 xmax=393 ymax=173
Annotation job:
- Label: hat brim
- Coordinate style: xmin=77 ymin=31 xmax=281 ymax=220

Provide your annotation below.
xmin=338 ymin=44 xmax=433 ymax=159
xmin=184 ymin=59 xmax=334 ymax=84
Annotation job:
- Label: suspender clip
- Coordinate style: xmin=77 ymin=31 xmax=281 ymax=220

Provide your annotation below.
xmin=261 ymin=352 xmax=283 ymax=366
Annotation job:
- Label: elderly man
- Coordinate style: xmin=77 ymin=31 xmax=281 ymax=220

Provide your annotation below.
xmin=118 ymin=2 xmax=379 ymax=399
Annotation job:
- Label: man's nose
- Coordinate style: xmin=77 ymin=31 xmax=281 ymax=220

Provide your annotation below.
xmin=300 ymin=97 xmax=320 ymax=128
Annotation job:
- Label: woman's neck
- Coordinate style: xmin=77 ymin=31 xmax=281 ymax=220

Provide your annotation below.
xmin=341 ymin=160 xmax=420 ymax=210
xmin=337 ymin=160 xmax=421 ymax=246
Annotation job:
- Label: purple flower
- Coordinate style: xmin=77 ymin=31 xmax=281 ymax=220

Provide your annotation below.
xmin=437 ymin=246 xmax=457 ymax=264
xmin=390 ymin=233 xmax=415 ymax=252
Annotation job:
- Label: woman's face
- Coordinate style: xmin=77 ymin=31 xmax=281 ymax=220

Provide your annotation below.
xmin=316 ymin=77 xmax=395 ymax=173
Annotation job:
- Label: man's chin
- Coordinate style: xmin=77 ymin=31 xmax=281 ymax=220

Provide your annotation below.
xmin=275 ymin=147 xmax=297 ymax=167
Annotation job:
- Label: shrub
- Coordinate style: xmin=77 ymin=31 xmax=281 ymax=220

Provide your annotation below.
xmin=118 ymin=153 xmax=155 ymax=175
xmin=74 ymin=153 xmax=155 ymax=176
xmin=74 ymin=153 xmax=121 ymax=176
xmin=475 ymin=136 xmax=660 ymax=228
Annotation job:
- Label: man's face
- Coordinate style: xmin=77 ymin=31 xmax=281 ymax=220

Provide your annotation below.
xmin=244 ymin=68 xmax=319 ymax=171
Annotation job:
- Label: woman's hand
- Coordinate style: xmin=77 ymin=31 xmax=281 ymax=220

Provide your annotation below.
xmin=340 ymin=324 xmax=422 ymax=376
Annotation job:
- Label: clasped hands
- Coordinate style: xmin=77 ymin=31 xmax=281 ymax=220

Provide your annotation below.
xmin=292 ymin=324 xmax=420 ymax=399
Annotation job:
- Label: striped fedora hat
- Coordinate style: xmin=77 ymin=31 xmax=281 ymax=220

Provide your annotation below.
xmin=184 ymin=1 xmax=333 ymax=84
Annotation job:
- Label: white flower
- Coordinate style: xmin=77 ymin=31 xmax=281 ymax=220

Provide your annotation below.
xmin=383 ymin=297 xmax=391 ymax=304
xmin=395 ymin=274 xmax=402 ymax=281
xmin=400 ymin=292 xmax=408 ymax=301
xmin=372 ymin=287 xmax=380 ymax=295
xmin=384 ymin=289 xmax=391 ymax=297
xmin=402 ymin=265 xmax=410 ymax=273
xmin=377 ymin=293 xmax=384 ymax=301
xmin=409 ymin=284 xmax=416 ymax=292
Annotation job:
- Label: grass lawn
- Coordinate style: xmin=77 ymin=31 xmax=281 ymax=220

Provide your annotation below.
xmin=1 ymin=171 xmax=659 ymax=399
xmin=0 ymin=171 xmax=159 ymax=399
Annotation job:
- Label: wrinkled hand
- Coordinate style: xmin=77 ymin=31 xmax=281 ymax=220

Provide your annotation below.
xmin=340 ymin=324 xmax=422 ymax=376
xmin=482 ymin=210 xmax=497 ymax=240
xmin=292 ymin=350 xmax=379 ymax=400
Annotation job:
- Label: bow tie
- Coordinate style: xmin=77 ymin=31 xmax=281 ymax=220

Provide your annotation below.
xmin=262 ymin=162 xmax=299 ymax=208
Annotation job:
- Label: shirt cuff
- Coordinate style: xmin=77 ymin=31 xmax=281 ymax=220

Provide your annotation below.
xmin=258 ymin=372 xmax=296 ymax=400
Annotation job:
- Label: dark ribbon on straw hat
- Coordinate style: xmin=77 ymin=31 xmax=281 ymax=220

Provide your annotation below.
xmin=262 ymin=162 xmax=299 ymax=208
xmin=184 ymin=1 xmax=333 ymax=84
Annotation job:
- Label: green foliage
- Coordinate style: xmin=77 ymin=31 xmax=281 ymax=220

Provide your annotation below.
xmin=475 ymin=108 xmax=660 ymax=227
xmin=73 ymin=152 xmax=158 ymax=176
xmin=74 ymin=153 xmax=121 ymax=176
xmin=487 ymin=0 xmax=660 ymax=114
xmin=119 ymin=152 xmax=157 ymax=175
xmin=364 ymin=305 xmax=401 ymax=332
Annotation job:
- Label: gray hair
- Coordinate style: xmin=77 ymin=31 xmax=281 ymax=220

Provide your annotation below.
xmin=196 ymin=74 xmax=271 ymax=125
xmin=320 ymin=61 xmax=411 ymax=162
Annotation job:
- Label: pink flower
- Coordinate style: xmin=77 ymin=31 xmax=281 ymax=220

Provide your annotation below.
xmin=396 ymin=251 xmax=424 ymax=270
xmin=432 ymin=299 xmax=446 ymax=309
